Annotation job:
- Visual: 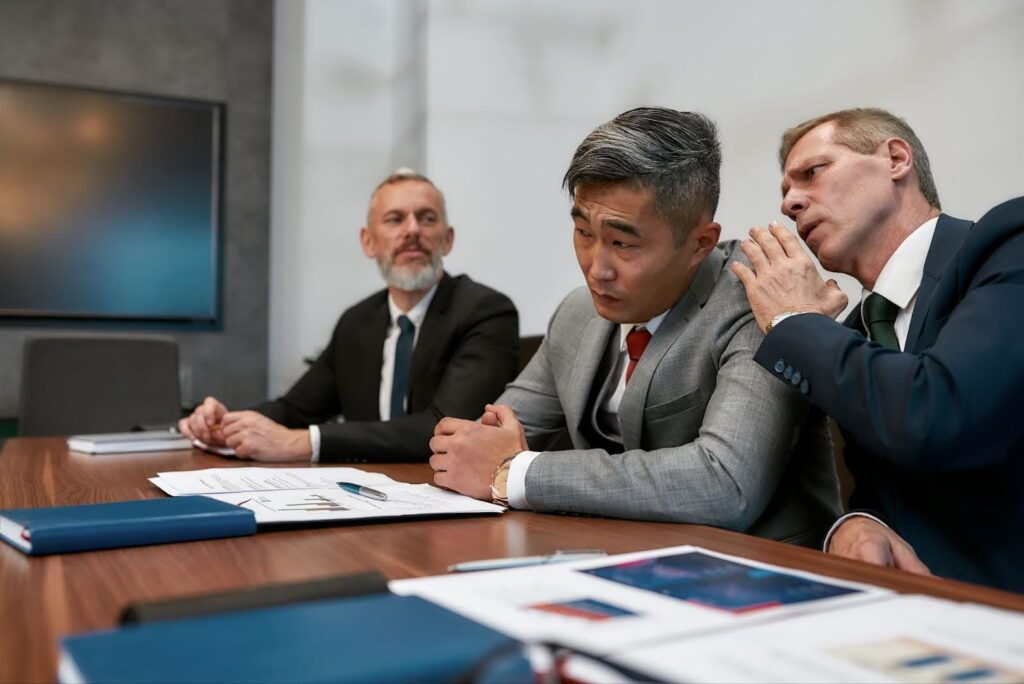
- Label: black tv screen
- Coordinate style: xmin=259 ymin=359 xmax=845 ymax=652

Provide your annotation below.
xmin=0 ymin=79 xmax=223 ymax=325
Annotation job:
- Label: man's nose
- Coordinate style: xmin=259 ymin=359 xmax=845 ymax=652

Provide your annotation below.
xmin=588 ymin=246 xmax=615 ymax=281
xmin=403 ymin=216 xmax=422 ymax=237
xmin=781 ymin=190 xmax=806 ymax=221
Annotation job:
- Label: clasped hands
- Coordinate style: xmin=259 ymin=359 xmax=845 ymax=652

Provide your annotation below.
xmin=430 ymin=404 xmax=528 ymax=500
xmin=731 ymin=221 xmax=848 ymax=332
xmin=178 ymin=396 xmax=312 ymax=462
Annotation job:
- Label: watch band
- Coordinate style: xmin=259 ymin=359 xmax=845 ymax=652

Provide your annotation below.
xmin=489 ymin=455 xmax=516 ymax=507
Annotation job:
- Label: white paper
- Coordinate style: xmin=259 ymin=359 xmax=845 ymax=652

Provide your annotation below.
xmin=390 ymin=545 xmax=888 ymax=653
xmin=206 ymin=484 xmax=505 ymax=524
xmin=613 ymin=594 xmax=1024 ymax=683
xmin=150 ymin=466 xmax=504 ymax=525
xmin=151 ymin=466 xmax=399 ymax=496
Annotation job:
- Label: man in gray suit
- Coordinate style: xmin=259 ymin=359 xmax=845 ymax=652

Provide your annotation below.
xmin=430 ymin=107 xmax=840 ymax=545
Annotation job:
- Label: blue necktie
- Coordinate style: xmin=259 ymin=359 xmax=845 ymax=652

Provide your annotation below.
xmin=390 ymin=315 xmax=415 ymax=419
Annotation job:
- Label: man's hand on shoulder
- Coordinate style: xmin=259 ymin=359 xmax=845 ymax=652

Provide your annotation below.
xmin=731 ymin=221 xmax=848 ymax=332
xmin=219 ymin=411 xmax=312 ymax=462
xmin=828 ymin=515 xmax=932 ymax=576
xmin=429 ymin=404 xmax=528 ymax=501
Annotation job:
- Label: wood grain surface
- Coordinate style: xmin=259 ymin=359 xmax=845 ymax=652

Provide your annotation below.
xmin=1 ymin=437 xmax=1021 ymax=683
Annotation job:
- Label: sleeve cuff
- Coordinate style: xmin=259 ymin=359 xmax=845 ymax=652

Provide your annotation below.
xmin=823 ymin=511 xmax=890 ymax=552
xmin=308 ymin=425 xmax=321 ymax=464
xmin=507 ymin=451 xmax=541 ymax=510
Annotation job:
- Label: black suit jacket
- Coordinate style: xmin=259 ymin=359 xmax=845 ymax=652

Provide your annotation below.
xmin=756 ymin=198 xmax=1024 ymax=592
xmin=256 ymin=273 xmax=519 ymax=462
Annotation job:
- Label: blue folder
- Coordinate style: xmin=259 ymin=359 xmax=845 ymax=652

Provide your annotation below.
xmin=0 ymin=496 xmax=257 ymax=555
xmin=59 ymin=593 xmax=524 ymax=684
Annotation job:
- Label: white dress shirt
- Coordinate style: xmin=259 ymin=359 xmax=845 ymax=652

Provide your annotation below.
xmin=309 ymin=283 xmax=438 ymax=463
xmin=859 ymin=216 xmax=938 ymax=351
xmin=507 ymin=310 xmax=670 ymax=510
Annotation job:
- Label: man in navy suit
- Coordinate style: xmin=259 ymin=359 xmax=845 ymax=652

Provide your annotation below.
xmin=732 ymin=108 xmax=1023 ymax=592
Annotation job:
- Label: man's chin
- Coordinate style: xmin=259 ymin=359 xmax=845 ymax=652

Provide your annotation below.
xmin=591 ymin=295 xmax=635 ymax=324
xmin=383 ymin=263 xmax=443 ymax=292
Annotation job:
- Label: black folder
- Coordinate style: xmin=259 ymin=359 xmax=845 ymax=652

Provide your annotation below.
xmin=120 ymin=570 xmax=389 ymax=624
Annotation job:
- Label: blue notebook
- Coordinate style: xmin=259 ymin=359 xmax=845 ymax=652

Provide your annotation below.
xmin=59 ymin=593 xmax=524 ymax=684
xmin=0 ymin=496 xmax=257 ymax=555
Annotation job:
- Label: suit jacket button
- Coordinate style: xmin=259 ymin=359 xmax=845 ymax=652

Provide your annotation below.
xmin=774 ymin=359 xmax=786 ymax=373
xmin=800 ymin=379 xmax=810 ymax=394
xmin=783 ymin=365 xmax=794 ymax=380
xmin=790 ymin=371 xmax=802 ymax=385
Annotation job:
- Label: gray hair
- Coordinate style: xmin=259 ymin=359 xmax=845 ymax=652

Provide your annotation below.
xmin=563 ymin=107 xmax=721 ymax=245
xmin=780 ymin=108 xmax=940 ymax=210
xmin=367 ymin=168 xmax=448 ymax=224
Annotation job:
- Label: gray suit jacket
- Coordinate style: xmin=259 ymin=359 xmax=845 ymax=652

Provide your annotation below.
xmin=498 ymin=241 xmax=841 ymax=545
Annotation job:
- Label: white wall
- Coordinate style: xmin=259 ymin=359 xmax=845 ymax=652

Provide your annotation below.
xmin=271 ymin=0 xmax=1024 ymax=393
xmin=270 ymin=0 xmax=426 ymax=396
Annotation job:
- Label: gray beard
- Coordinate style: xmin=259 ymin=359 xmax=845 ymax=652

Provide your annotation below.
xmin=377 ymin=253 xmax=444 ymax=292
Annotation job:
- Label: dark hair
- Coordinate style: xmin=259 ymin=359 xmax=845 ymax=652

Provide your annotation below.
xmin=563 ymin=107 xmax=721 ymax=245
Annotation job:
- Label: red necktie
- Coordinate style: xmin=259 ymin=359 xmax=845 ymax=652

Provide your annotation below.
xmin=625 ymin=327 xmax=652 ymax=384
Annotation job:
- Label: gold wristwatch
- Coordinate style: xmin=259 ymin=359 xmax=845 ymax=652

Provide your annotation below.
xmin=489 ymin=456 xmax=515 ymax=507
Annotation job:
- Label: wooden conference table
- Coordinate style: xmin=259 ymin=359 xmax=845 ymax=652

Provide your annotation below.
xmin=2 ymin=437 xmax=1022 ymax=683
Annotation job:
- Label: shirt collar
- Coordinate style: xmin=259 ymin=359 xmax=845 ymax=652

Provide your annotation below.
xmin=863 ymin=216 xmax=939 ymax=309
xmin=618 ymin=309 xmax=670 ymax=351
xmin=387 ymin=281 xmax=439 ymax=328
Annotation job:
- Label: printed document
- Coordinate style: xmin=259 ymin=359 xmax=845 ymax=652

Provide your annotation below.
xmin=149 ymin=467 xmax=504 ymax=524
xmin=390 ymin=545 xmax=888 ymax=653
xmin=612 ymin=594 xmax=1024 ymax=683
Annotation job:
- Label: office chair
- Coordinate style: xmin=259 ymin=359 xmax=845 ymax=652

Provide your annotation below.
xmin=18 ymin=335 xmax=182 ymax=436
xmin=518 ymin=335 xmax=544 ymax=373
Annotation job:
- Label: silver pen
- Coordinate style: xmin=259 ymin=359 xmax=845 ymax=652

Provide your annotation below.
xmin=448 ymin=549 xmax=607 ymax=573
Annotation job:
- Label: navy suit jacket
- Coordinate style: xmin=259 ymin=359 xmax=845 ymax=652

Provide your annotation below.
xmin=256 ymin=273 xmax=519 ymax=462
xmin=756 ymin=197 xmax=1024 ymax=592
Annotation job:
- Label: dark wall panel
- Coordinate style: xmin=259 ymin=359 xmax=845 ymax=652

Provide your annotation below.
xmin=0 ymin=0 xmax=273 ymax=418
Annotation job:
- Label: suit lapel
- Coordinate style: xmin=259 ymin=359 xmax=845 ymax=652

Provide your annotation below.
xmin=566 ymin=315 xmax=616 ymax=442
xmin=357 ymin=294 xmax=391 ymax=420
xmin=619 ymin=249 xmax=724 ymax=449
xmin=905 ymin=214 xmax=972 ymax=351
xmin=407 ymin=273 xmax=454 ymax=400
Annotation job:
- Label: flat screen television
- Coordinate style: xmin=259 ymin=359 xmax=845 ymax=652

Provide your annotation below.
xmin=0 ymin=78 xmax=224 ymax=327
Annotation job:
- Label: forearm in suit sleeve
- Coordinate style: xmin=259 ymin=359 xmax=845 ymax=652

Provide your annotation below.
xmin=510 ymin=316 xmax=811 ymax=529
xmin=754 ymin=244 xmax=1024 ymax=472
xmin=317 ymin=292 xmax=519 ymax=461
xmin=254 ymin=337 xmax=344 ymax=428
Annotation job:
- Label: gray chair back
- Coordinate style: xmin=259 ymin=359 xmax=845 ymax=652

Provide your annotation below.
xmin=517 ymin=335 xmax=544 ymax=373
xmin=19 ymin=335 xmax=181 ymax=436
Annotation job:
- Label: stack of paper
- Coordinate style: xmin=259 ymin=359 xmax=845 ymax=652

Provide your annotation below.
xmin=391 ymin=545 xmax=888 ymax=654
xmin=151 ymin=466 xmax=505 ymax=525
xmin=67 ymin=431 xmax=190 ymax=454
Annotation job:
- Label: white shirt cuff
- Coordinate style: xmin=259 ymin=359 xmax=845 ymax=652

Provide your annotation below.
xmin=507 ymin=451 xmax=541 ymax=510
xmin=823 ymin=511 xmax=890 ymax=552
xmin=308 ymin=425 xmax=321 ymax=464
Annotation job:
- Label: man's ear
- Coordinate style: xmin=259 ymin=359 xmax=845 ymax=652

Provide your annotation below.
xmin=442 ymin=226 xmax=455 ymax=256
xmin=886 ymin=137 xmax=914 ymax=182
xmin=359 ymin=226 xmax=376 ymax=258
xmin=692 ymin=221 xmax=721 ymax=258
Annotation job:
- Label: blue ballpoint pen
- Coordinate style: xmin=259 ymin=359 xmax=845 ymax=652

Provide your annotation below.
xmin=337 ymin=482 xmax=389 ymax=501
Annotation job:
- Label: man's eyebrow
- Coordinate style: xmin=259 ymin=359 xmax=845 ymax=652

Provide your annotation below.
xmin=570 ymin=206 xmax=588 ymax=220
xmin=604 ymin=218 xmax=641 ymax=238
